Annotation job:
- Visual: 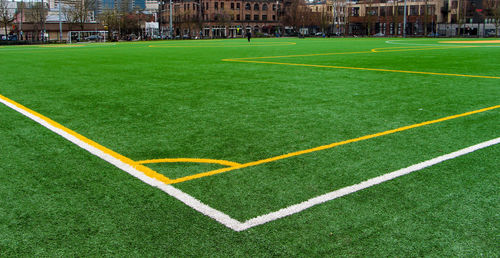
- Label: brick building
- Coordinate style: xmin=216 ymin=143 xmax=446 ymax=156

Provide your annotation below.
xmin=345 ymin=0 xmax=444 ymax=36
xmin=160 ymin=0 xmax=284 ymax=38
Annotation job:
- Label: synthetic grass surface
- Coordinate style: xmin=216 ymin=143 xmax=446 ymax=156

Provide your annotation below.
xmin=0 ymin=38 xmax=499 ymax=255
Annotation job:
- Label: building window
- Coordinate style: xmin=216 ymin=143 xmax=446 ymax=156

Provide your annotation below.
xmin=273 ymin=4 xmax=276 ymax=11
xmin=397 ymin=6 xmax=404 ymax=16
xmin=272 ymin=14 xmax=276 ymax=20
xmin=237 ymin=14 xmax=240 ymax=20
xmin=427 ymin=5 xmax=435 ymax=14
xmin=254 ymin=14 xmax=259 ymax=20
xmin=352 ymin=7 xmax=359 ymax=16
xmin=245 ymin=3 xmax=250 ymax=10
xmin=410 ymin=5 xmax=417 ymax=15
xmin=237 ymin=3 xmax=240 ymax=9
xmin=262 ymin=15 xmax=267 ymax=21
xmin=214 ymin=2 xmax=218 ymax=10
xmin=254 ymin=4 xmax=259 ymax=10
xmin=221 ymin=2 xmax=224 ymax=10
xmin=206 ymin=3 xmax=208 ymax=10
xmin=262 ymin=4 xmax=267 ymax=10
xmin=245 ymin=14 xmax=251 ymax=20
xmin=231 ymin=3 xmax=234 ymax=10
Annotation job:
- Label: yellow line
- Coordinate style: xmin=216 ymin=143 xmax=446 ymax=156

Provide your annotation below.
xmin=137 ymin=158 xmax=241 ymax=167
xmin=227 ymin=46 xmax=472 ymax=61
xmin=224 ymin=59 xmax=500 ymax=79
xmin=169 ymin=105 xmax=500 ymax=184
xmin=370 ymin=46 xmax=474 ymax=53
xmin=0 ymin=94 xmax=173 ymax=185
xmin=148 ymin=42 xmax=296 ymax=48
xmin=226 ymin=51 xmax=372 ymax=60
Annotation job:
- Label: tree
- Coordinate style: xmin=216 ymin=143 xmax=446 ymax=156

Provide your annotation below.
xmin=25 ymin=1 xmax=48 ymax=41
xmin=485 ymin=0 xmax=500 ymax=36
xmin=317 ymin=3 xmax=330 ymax=34
xmin=99 ymin=9 xmax=121 ymax=40
xmin=332 ymin=0 xmax=347 ymax=35
xmin=390 ymin=0 xmax=400 ymax=36
xmin=0 ymin=0 xmax=15 ymax=37
xmin=62 ymin=0 xmax=97 ymax=31
xmin=363 ymin=0 xmax=375 ymax=35
xmin=215 ymin=9 xmax=231 ymax=37
xmin=282 ymin=0 xmax=311 ymax=35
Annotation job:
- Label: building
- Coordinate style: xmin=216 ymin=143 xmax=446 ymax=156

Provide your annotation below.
xmin=160 ymin=0 xmax=284 ymax=38
xmin=345 ymin=0 xmax=444 ymax=36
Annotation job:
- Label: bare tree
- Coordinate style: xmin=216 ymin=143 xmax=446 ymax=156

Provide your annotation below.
xmin=318 ymin=3 xmax=329 ymax=34
xmin=332 ymin=0 xmax=347 ymax=35
xmin=62 ymin=0 xmax=97 ymax=31
xmin=390 ymin=0 xmax=400 ymax=36
xmin=215 ymin=9 xmax=231 ymax=37
xmin=485 ymin=0 xmax=500 ymax=36
xmin=0 ymin=0 xmax=15 ymax=37
xmin=99 ymin=9 xmax=121 ymax=40
xmin=422 ymin=0 xmax=429 ymax=35
xmin=363 ymin=0 xmax=375 ymax=35
xmin=25 ymin=2 xmax=48 ymax=41
xmin=283 ymin=0 xmax=310 ymax=35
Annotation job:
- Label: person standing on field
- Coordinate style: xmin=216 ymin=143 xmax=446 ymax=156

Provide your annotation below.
xmin=247 ymin=31 xmax=252 ymax=42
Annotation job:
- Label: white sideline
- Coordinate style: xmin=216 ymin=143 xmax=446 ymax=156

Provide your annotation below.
xmin=1 ymin=96 xmax=498 ymax=232
xmin=238 ymin=137 xmax=500 ymax=230
xmin=385 ymin=40 xmax=500 ymax=48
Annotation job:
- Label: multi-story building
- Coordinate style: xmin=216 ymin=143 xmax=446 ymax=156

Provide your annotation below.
xmin=307 ymin=0 xmax=349 ymax=35
xmin=344 ymin=0 xmax=495 ymax=37
xmin=346 ymin=0 xmax=445 ymax=36
xmin=160 ymin=0 xmax=284 ymax=38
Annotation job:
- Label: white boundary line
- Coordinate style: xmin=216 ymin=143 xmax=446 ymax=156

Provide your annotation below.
xmin=238 ymin=137 xmax=500 ymax=230
xmin=385 ymin=39 xmax=500 ymax=48
xmin=0 ymin=96 xmax=242 ymax=231
xmin=1 ymin=96 xmax=498 ymax=232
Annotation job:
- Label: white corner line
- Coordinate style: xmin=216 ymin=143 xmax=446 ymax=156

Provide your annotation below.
xmin=238 ymin=137 xmax=500 ymax=231
xmin=2 ymin=96 xmax=498 ymax=232
xmin=0 ymin=96 xmax=244 ymax=231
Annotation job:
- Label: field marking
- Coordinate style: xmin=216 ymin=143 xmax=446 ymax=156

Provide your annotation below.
xmin=0 ymin=43 xmax=117 ymax=52
xmin=386 ymin=39 xmax=500 ymax=48
xmin=39 ymin=45 xmax=84 ymax=48
xmin=168 ymin=105 xmax=500 ymax=184
xmin=224 ymin=45 xmax=471 ymax=61
xmin=0 ymin=93 xmax=243 ymax=231
xmin=137 ymin=158 xmax=241 ymax=167
xmin=0 ymin=94 xmax=173 ymax=185
xmin=148 ymin=42 xmax=296 ymax=48
xmin=370 ymin=46 xmax=473 ymax=52
xmin=238 ymin=136 xmax=500 ymax=231
xmin=223 ymin=45 xmax=499 ymax=79
xmin=225 ymin=50 xmax=373 ymax=60
xmin=1 ymin=93 xmax=498 ymax=231
xmin=223 ymin=59 xmax=500 ymax=79
xmin=440 ymin=40 xmax=500 ymax=44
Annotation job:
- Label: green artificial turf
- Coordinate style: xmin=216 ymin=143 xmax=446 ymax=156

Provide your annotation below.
xmin=0 ymin=38 xmax=499 ymax=256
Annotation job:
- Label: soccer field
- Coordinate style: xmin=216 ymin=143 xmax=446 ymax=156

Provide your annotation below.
xmin=0 ymin=38 xmax=499 ymax=255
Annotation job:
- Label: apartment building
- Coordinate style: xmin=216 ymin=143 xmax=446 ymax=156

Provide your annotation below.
xmin=160 ymin=0 xmax=283 ymax=38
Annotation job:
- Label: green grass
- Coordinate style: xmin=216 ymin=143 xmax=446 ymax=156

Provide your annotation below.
xmin=0 ymin=38 xmax=499 ymax=256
